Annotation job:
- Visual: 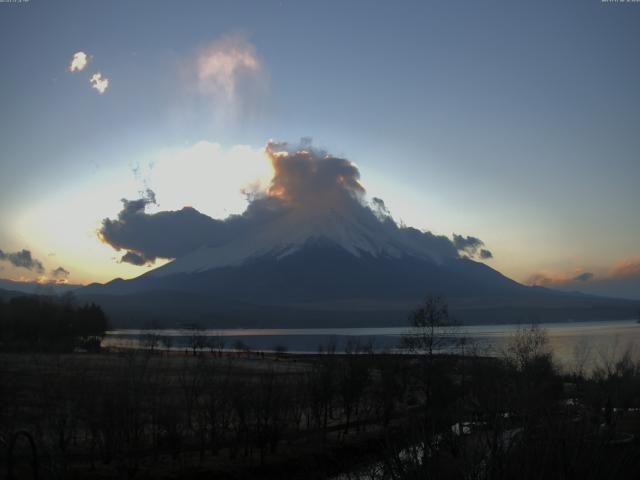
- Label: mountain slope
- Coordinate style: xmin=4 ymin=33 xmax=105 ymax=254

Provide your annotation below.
xmin=0 ymin=279 xmax=81 ymax=295
xmin=79 ymin=239 xmax=638 ymax=328
xmin=86 ymin=142 xmax=639 ymax=327
xmin=84 ymin=238 xmax=519 ymax=300
xmin=143 ymin=206 xmax=460 ymax=277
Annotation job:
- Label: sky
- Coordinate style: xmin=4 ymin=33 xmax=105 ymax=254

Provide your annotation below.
xmin=0 ymin=0 xmax=639 ymax=299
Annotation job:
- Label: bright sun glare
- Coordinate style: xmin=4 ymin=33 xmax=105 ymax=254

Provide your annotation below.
xmin=15 ymin=142 xmax=273 ymax=283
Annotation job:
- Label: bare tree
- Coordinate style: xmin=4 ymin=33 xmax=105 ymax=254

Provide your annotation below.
xmin=572 ymin=336 xmax=593 ymax=379
xmin=273 ymin=344 xmax=288 ymax=357
xmin=160 ymin=335 xmax=173 ymax=355
xmin=402 ymin=295 xmax=453 ymax=356
xmin=206 ymin=334 xmax=225 ymax=355
xmin=401 ymin=295 xmax=457 ymax=465
xmin=188 ymin=327 xmax=207 ymax=356
xmin=142 ymin=332 xmax=160 ymax=354
xmin=503 ymin=324 xmax=551 ymax=371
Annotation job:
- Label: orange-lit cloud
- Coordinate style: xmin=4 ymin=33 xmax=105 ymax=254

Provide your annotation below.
xmin=69 ymin=51 xmax=88 ymax=72
xmin=89 ymin=72 xmax=109 ymax=94
xmin=526 ymin=261 xmax=640 ymax=299
xmin=528 ymin=257 xmax=640 ymax=288
xmin=611 ymin=257 xmax=640 ymax=279
xmin=528 ymin=269 xmax=594 ymax=287
xmin=265 ymin=141 xmax=364 ymax=208
xmin=194 ymin=34 xmax=267 ymax=116
xmin=0 ymin=248 xmax=74 ymax=284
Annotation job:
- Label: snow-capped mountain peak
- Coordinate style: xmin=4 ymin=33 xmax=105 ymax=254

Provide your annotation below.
xmin=147 ymin=207 xmax=446 ymax=277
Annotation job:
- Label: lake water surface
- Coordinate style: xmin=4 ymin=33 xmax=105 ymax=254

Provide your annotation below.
xmin=103 ymin=319 xmax=640 ymax=372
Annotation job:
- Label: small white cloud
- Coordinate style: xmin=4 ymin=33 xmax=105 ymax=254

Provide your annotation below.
xmin=90 ymin=72 xmax=109 ymax=94
xmin=69 ymin=51 xmax=88 ymax=72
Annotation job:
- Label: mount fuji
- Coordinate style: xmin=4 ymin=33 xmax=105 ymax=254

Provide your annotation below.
xmin=81 ymin=142 xmax=637 ymax=327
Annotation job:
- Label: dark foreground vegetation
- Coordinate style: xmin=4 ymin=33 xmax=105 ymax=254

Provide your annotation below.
xmin=0 ymin=296 xmax=107 ymax=353
xmin=2 ymin=296 xmax=640 ymax=479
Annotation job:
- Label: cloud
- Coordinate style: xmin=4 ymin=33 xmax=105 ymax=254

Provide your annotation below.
xmin=68 ymin=51 xmax=110 ymax=95
xmin=120 ymin=251 xmax=149 ymax=266
xmin=480 ymin=249 xmax=493 ymax=260
xmin=573 ymin=272 xmax=594 ymax=282
xmin=0 ymin=248 xmax=44 ymax=273
xmin=527 ymin=272 xmax=563 ymax=287
xmin=528 ymin=260 xmax=640 ymax=288
xmin=69 ymin=51 xmax=88 ymax=72
xmin=452 ymin=234 xmax=482 ymax=254
xmin=51 ymin=266 xmax=70 ymax=279
xmin=194 ymin=34 xmax=267 ymax=116
xmin=371 ymin=197 xmax=391 ymax=221
xmin=99 ymin=140 xmax=491 ymax=268
xmin=527 ymin=269 xmax=596 ymax=287
xmin=265 ymin=141 xmax=365 ymax=207
xmin=527 ymin=259 xmax=640 ymax=300
xmin=611 ymin=257 xmax=640 ymax=279
xmin=90 ymin=72 xmax=109 ymax=94
xmin=49 ymin=266 xmax=71 ymax=284
xmin=452 ymin=234 xmax=493 ymax=260
xmin=99 ymin=188 xmax=244 ymax=264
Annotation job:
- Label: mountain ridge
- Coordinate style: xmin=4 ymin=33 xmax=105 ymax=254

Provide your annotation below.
xmin=78 ymin=240 xmax=639 ymax=328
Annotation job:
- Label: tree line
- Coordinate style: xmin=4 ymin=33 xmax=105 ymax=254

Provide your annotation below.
xmin=0 ymin=294 xmax=108 ymax=352
xmin=2 ymin=296 xmax=640 ymax=479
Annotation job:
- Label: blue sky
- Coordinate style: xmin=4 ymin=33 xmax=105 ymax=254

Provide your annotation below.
xmin=0 ymin=0 xmax=639 ymax=297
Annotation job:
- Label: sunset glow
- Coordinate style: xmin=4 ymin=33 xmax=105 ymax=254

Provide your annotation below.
xmin=0 ymin=0 xmax=638 ymax=302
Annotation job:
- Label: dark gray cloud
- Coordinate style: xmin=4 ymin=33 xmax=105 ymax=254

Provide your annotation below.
xmin=100 ymin=202 xmax=227 ymax=264
xmin=120 ymin=251 xmax=148 ymax=266
xmin=480 ymin=249 xmax=493 ymax=259
xmin=0 ymin=248 xmax=45 ymax=273
xmin=99 ymin=141 xmax=492 ymax=266
xmin=51 ymin=266 xmax=70 ymax=279
xmin=452 ymin=234 xmax=493 ymax=260
xmin=452 ymin=234 xmax=482 ymax=253
xmin=99 ymin=186 xmax=286 ymax=265
xmin=573 ymin=272 xmax=594 ymax=282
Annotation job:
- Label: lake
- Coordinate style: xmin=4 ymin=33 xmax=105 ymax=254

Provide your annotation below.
xmin=103 ymin=319 xmax=640 ymax=373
